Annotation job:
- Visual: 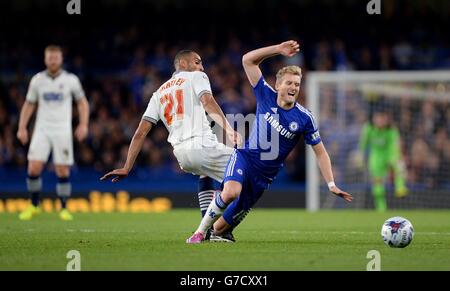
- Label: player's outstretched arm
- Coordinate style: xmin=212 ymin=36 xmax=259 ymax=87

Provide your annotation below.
xmin=16 ymin=101 xmax=36 ymax=145
xmin=242 ymin=40 xmax=300 ymax=87
xmin=200 ymin=93 xmax=242 ymax=146
xmin=75 ymin=97 xmax=90 ymax=142
xmin=100 ymin=119 xmax=153 ymax=182
xmin=312 ymin=142 xmax=353 ymax=202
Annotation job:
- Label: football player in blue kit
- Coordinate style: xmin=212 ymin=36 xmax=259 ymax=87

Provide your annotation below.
xmin=187 ymin=40 xmax=353 ymax=243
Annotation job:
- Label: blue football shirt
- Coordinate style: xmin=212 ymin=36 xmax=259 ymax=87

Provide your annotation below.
xmin=239 ymin=76 xmax=321 ymax=182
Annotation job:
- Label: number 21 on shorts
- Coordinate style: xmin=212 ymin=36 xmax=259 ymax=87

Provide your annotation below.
xmin=160 ymin=89 xmax=184 ymax=126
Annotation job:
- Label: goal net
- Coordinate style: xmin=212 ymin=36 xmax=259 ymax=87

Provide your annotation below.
xmin=305 ymin=71 xmax=450 ymax=211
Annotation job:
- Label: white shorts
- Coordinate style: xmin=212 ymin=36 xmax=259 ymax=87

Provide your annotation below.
xmin=27 ymin=128 xmax=74 ymax=166
xmin=172 ymin=136 xmax=234 ymax=183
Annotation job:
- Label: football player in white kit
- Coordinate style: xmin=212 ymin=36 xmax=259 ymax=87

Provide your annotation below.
xmin=17 ymin=45 xmax=89 ymax=221
xmin=101 ymin=50 xmax=241 ymax=240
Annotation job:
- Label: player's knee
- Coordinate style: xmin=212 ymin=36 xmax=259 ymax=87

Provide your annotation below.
xmin=221 ymin=190 xmax=237 ymax=202
xmin=221 ymin=185 xmax=240 ymax=202
xmin=28 ymin=162 xmax=43 ymax=176
xmin=28 ymin=168 xmax=41 ymax=177
xmin=55 ymin=166 xmax=70 ymax=178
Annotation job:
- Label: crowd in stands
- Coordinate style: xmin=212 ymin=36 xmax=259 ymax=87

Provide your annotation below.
xmin=1 ymin=0 xmax=449 ymax=185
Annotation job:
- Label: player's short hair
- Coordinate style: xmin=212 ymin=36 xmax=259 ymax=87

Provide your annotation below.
xmin=276 ymin=66 xmax=302 ymax=83
xmin=44 ymin=45 xmax=63 ymax=54
xmin=174 ymin=50 xmax=195 ymax=70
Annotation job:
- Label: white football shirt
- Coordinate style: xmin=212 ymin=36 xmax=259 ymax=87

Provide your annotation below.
xmin=26 ymin=70 xmax=85 ymax=131
xmin=143 ymin=71 xmax=216 ymax=146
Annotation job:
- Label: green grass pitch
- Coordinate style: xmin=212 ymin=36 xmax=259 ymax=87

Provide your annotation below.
xmin=0 ymin=209 xmax=449 ymax=270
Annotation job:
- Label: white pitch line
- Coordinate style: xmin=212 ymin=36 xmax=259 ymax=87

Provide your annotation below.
xmin=269 ymin=230 xmax=450 ymax=236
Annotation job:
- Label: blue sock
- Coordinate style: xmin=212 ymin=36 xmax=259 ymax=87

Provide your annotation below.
xmin=214 ymin=193 xmax=227 ymax=209
xmin=198 ymin=177 xmax=215 ymax=217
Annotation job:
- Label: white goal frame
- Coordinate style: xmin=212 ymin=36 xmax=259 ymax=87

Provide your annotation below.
xmin=305 ymin=71 xmax=450 ymax=211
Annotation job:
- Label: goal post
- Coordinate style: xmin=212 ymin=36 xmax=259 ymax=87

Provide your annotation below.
xmin=305 ymin=71 xmax=450 ymax=211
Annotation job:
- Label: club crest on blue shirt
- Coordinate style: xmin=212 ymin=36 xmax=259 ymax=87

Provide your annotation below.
xmin=289 ymin=121 xmax=299 ymax=131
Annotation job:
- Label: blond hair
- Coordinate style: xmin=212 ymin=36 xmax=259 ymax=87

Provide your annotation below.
xmin=44 ymin=45 xmax=62 ymax=54
xmin=276 ymin=66 xmax=302 ymax=84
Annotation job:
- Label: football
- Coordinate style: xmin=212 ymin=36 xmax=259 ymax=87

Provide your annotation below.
xmin=381 ymin=216 xmax=414 ymax=248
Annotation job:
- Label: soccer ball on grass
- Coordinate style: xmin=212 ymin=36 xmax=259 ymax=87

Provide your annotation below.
xmin=381 ymin=216 xmax=414 ymax=248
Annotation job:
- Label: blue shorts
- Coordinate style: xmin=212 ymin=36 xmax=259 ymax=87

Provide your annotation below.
xmin=222 ymin=150 xmax=269 ymax=227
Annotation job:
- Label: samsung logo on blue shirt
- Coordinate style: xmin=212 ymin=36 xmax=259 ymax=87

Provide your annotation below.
xmin=263 ymin=112 xmax=296 ymax=140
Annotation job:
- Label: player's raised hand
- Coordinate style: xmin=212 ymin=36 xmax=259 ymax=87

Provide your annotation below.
xmin=17 ymin=128 xmax=29 ymax=145
xmin=278 ymin=40 xmax=300 ymax=57
xmin=330 ymin=186 xmax=353 ymax=202
xmin=227 ymin=130 xmax=243 ymax=147
xmin=75 ymin=124 xmax=88 ymax=142
xmin=100 ymin=168 xmax=129 ymax=183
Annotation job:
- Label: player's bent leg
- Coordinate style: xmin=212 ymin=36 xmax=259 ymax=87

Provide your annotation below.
xmin=209 ymin=199 xmax=248 ymax=242
xmin=19 ymin=161 xmax=44 ymax=221
xmin=186 ymin=181 xmax=242 ymax=244
xmin=55 ymin=165 xmax=73 ymax=221
xmin=187 ymin=150 xmax=245 ymax=244
xmin=211 ymin=190 xmax=254 ymax=242
xmin=220 ymin=181 xmax=242 ymax=203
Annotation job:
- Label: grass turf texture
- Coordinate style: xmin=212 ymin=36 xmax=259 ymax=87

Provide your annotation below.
xmin=0 ymin=209 xmax=449 ymax=270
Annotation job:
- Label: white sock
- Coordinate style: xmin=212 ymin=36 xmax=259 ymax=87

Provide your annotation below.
xmin=196 ymin=193 xmax=227 ymax=234
xmin=198 ymin=190 xmax=214 ymax=217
